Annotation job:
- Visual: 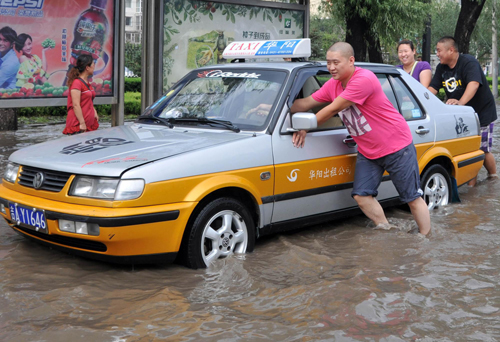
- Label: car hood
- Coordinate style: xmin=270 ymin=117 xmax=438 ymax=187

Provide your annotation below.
xmin=9 ymin=123 xmax=252 ymax=177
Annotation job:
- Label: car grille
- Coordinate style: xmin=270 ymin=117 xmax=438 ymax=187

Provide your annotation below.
xmin=18 ymin=166 xmax=72 ymax=192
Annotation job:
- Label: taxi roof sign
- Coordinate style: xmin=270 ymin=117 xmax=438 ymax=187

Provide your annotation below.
xmin=222 ymin=39 xmax=311 ymax=59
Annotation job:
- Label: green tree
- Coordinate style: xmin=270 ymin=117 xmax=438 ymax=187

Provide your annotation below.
xmin=430 ymin=0 xmax=460 ymax=48
xmin=309 ymin=15 xmax=345 ymax=59
xmin=125 ymin=43 xmax=142 ymax=78
xmin=319 ymin=0 xmax=429 ymax=62
xmin=469 ymin=0 xmax=494 ymax=61
xmin=430 ymin=0 xmax=495 ymax=61
xmin=454 ymin=0 xmax=488 ymax=54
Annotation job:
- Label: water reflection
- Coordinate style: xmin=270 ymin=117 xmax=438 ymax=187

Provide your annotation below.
xmin=0 ymin=122 xmax=499 ymax=341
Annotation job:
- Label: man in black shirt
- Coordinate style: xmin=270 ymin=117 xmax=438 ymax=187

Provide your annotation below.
xmin=429 ymin=36 xmax=498 ymax=186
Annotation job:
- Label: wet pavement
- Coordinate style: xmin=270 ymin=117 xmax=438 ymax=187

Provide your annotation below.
xmin=0 ymin=121 xmax=499 ymax=341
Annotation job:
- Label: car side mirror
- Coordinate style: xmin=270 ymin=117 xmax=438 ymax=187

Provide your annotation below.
xmin=288 ymin=113 xmax=317 ymax=132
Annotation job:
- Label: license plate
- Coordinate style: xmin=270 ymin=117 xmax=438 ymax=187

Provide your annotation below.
xmin=9 ymin=203 xmax=48 ymax=233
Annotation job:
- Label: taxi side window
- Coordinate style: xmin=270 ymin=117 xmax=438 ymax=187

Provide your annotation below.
xmin=300 ymin=75 xmax=344 ymax=130
xmin=377 ymin=74 xmax=399 ymax=110
xmin=386 ymin=75 xmax=424 ymax=120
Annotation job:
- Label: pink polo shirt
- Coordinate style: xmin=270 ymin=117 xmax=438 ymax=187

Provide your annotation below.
xmin=312 ymin=67 xmax=413 ymax=159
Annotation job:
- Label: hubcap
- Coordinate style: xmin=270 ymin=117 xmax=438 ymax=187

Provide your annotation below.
xmin=423 ymin=173 xmax=449 ymax=210
xmin=201 ymin=210 xmax=248 ymax=266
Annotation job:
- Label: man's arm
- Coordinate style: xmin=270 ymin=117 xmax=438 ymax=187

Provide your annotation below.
xmin=292 ymin=95 xmax=354 ymax=148
xmin=427 ymin=86 xmax=438 ymax=95
xmin=290 ymin=95 xmax=324 ymax=148
xmin=428 ymin=65 xmax=442 ymax=96
xmin=290 ymin=95 xmax=322 ymax=113
xmin=446 ymin=81 xmax=479 ymax=105
xmin=315 ymin=96 xmax=353 ymax=126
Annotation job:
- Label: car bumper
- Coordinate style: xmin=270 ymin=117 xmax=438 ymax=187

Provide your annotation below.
xmin=453 ymin=151 xmax=485 ymax=186
xmin=0 ymin=184 xmax=196 ymax=264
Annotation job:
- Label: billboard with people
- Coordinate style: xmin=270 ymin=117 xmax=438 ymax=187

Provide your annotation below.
xmin=161 ymin=0 xmax=306 ymax=91
xmin=0 ymin=0 xmax=117 ymax=107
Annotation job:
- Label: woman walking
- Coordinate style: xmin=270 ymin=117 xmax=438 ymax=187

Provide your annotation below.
xmin=63 ymin=54 xmax=99 ymax=135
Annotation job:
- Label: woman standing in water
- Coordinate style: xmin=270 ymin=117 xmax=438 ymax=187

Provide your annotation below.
xmin=397 ymin=40 xmax=432 ymax=88
xmin=63 ymin=54 xmax=99 ymax=135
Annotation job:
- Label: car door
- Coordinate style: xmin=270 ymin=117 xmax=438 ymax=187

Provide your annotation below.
xmin=270 ymin=68 xmax=398 ymax=223
xmin=381 ymin=73 xmax=436 ymax=161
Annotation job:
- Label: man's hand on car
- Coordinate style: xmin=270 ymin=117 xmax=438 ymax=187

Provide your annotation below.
xmin=292 ymin=129 xmax=307 ymax=148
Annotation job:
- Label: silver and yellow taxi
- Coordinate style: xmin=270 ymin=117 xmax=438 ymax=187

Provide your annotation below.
xmin=0 ymin=39 xmax=484 ymax=268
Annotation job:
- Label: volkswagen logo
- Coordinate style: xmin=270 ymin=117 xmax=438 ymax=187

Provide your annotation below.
xmin=33 ymin=172 xmax=45 ymax=189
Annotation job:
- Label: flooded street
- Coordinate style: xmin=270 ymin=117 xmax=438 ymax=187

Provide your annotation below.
xmin=0 ymin=121 xmax=499 ymax=341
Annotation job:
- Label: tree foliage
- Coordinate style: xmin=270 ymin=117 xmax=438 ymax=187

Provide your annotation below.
xmin=454 ymin=0 xmax=488 ymax=54
xmin=319 ymin=0 xmax=429 ymax=62
xmin=309 ymin=15 xmax=345 ymax=59
xmin=430 ymin=0 xmax=460 ymax=47
xmin=431 ymin=0 xmax=495 ymax=62
xmin=125 ymin=43 xmax=142 ymax=78
xmin=469 ymin=0 xmax=496 ymax=61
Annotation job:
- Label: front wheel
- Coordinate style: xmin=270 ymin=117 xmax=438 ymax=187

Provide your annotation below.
xmin=421 ymin=164 xmax=451 ymax=210
xmin=183 ymin=197 xmax=255 ymax=269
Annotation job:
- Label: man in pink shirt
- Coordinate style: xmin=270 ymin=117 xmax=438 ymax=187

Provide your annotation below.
xmin=291 ymin=42 xmax=431 ymax=236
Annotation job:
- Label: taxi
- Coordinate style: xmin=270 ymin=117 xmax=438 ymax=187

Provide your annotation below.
xmin=0 ymin=39 xmax=485 ymax=268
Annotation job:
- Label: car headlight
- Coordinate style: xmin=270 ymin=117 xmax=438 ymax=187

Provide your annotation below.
xmin=70 ymin=177 xmax=144 ymax=200
xmin=3 ymin=163 xmax=20 ymax=183
xmin=115 ymin=179 xmax=145 ymax=200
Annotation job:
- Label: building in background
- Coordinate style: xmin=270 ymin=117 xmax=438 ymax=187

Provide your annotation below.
xmin=125 ymin=0 xmax=142 ymax=44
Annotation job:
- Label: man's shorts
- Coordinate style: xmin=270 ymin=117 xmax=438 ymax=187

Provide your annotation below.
xmin=352 ymin=144 xmax=423 ymax=203
xmin=480 ymin=123 xmax=495 ymax=153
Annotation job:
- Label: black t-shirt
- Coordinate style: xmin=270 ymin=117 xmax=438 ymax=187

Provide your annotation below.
xmin=430 ymin=54 xmax=497 ymax=127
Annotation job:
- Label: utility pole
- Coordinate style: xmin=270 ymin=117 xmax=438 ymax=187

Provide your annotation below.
xmin=111 ymin=0 xmax=125 ymax=126
xmin=422 ymin=17 xmax=431 ymax=62
xmin=493 ymin=0 xmax=498 ymax=98
xmin=421 ymin=0 xmax=431 ymax=62
xmin=141 ymin=0 xmax=163 ymax=112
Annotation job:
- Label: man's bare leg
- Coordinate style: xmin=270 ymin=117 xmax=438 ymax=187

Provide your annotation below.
xmin=484 ymin=152 xmax=497 ymax=177
xmin=353 ymin=195 xmax=388 ymax=226
xmin=407 ymin=197 xmax=431 ymax=235
xmin=468 ymin=152 xmax=498 ymax=186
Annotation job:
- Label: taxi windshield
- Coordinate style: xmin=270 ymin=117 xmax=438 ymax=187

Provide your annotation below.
xmin=145 ymin=69 xmax=287 ymax=131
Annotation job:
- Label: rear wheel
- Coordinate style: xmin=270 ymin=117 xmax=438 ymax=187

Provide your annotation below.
xmin=183 ymin=197 xmax=255 ymax=269
xmin=421 ymin=164 xmax=451 ymax=210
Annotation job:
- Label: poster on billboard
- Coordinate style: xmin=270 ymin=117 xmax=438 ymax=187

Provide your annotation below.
xmin=161 ymin=0 xmax=305 ymax=91
xmin=0 ymin=0 xmax=115 ymax=105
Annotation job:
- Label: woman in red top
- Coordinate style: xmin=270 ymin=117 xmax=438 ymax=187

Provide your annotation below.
xmin=63 ymin=54 xmax=99 ymax=134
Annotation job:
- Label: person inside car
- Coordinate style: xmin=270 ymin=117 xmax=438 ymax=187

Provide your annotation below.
xmin=290 ymin=42 xmax=431 ymax=236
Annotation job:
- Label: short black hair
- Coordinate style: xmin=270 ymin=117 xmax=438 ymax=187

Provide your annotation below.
xmin=0 ymin=26 xmax=17 ymax=44
xmin=15 ymin=33 xmax=32 ymax=52
xmin=438 ymin=36 xmax=458 ymax=52
xmin=397 ymin=39 xmax=415 ymax=52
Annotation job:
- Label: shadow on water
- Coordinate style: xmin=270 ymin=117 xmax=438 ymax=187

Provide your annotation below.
xmin=0 ymin=122 xmax=499 ymax=341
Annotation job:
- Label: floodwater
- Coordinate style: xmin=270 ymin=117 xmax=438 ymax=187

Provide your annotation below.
xmin=0 ymin=122 xmax=499 ymax=342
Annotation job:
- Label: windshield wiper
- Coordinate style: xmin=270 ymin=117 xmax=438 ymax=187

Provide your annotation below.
xmin=169 ymin=118 xmax=241 ymax=133
xmin=136 ymin=116 xmax=174 ymax=128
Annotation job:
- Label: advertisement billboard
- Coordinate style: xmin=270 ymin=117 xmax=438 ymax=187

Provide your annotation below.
xmin=0 ymin=0 xmax=117 ymax=107
xmin=162 ymin=0 xmax=305 ymax=91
